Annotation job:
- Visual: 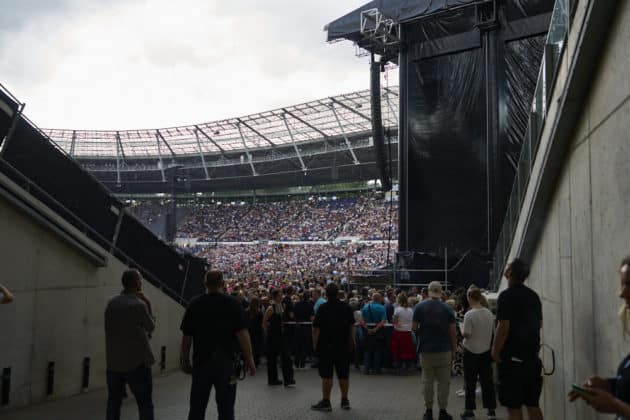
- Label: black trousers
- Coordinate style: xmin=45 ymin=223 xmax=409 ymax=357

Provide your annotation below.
xmin=188 ymin=358 xmax=236 ymax=420
xmin=293 ymin=324 xmax=312 ymax=368
xmin=267 ymin=335 xmax=294 ymax=383
xmin=106 ymin=365 xmax=154 ymax=420
xmin=463 ymin=350 xmax=497 ymax=411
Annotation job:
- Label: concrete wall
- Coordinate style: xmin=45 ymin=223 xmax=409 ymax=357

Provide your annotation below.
xmin=502 ymin=1 xmax=630 ymax=418
xmin=0 ymin=190 xmax=185 ymax=409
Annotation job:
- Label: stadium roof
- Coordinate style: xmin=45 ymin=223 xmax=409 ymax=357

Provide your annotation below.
xmin=44 ymin=87 xmax=399 ymax=159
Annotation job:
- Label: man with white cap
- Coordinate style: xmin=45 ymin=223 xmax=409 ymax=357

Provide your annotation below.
xmin=413 ymin=281 xmax=457 ymax=420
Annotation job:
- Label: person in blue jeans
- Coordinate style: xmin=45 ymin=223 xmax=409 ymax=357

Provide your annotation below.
xmin=361 ymin=293 xmax=387 ymax=374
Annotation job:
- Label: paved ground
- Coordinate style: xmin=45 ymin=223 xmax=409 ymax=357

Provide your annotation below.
xmin=2 ymin=368 xmax=507 ymax=420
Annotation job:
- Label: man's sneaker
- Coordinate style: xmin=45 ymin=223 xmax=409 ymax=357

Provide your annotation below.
xmin=460 ymin=411 xmax=475 ymax=419
xmin=487 ymin=410 xmax=497 ymax=420
xmin=268 ymin=380 xmax=283 ymax=386
xmin=311 ymin=399 xmax=332 ymax=412
xmin=423 ymin=410 xmax=434 ymax=420
xmin=439 ymin=410 xmax=454 ymax=420
xmin=341 ymin=398 xmax=351 ymax=410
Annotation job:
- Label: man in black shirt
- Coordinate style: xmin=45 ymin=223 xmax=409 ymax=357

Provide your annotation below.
xmin=492 ymin=259 xmax=543 ymax=420
xmin=311 ymin=283 xmax=356 ymax=412
xmin=293 ymin=291 xmax=315 ymax=369
xmin=180 ymin=270 xmax=256 ymax=420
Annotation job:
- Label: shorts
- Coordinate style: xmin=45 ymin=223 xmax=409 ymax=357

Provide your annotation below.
xmin=318 ymin=351 xmax=351 ymax=380
xmin=497 ymin=357 xmax=543 ymax=409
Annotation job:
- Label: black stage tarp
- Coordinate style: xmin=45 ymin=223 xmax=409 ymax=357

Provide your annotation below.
xmin=327 ymin=0 xmax=476 ymax=42
xmin=327 ymin=0 xmax=554 ymax=287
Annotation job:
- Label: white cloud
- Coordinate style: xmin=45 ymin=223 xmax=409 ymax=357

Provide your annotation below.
xmin=1 ymin=0 xmax=397 ymax=130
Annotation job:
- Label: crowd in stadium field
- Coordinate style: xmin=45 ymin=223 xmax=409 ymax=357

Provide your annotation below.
xmin=176 ymin=192 xmax=398 ymax=242
xmin=180 ymin=242 xmax=396 ymax=284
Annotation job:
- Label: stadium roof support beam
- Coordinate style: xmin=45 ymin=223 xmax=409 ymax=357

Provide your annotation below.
xmin=115 ymin=130 xmax=127 ymax=161
xmin=194 ymin=125 xmax=229 ymax=159
xmin=282 ymin=108 xmax=330 ymax=140
xmin=236 ymin=123 xmax=257 ymax=176
xmin=384 ymin=90 xmax=398 ymax=122
xmin=237 ymin=119 xmax=276 ymax=149
xmin=69 ymin=130 xmax=77 ymax=156
xmin=115 ymin=132 xmax=122 ymax=185
xmin=155 ymin=130 xmax=177 ymax=159
xmin=281 ymin=115 xmax=307 ymax=172
xmin=238 ymin=118 xmax=302 ymax=169
xmin=329 ymin=97 xmax=372 ymax=122
xmin=194 ymin=129 xmax=210 ymax=180
xmin=154 ymin=132 xmax=167 ymax=182
xmin=330 ymin=104 xmax=360 ymax=165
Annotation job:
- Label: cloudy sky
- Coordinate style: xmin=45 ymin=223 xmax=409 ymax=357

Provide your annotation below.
xmin=1 ymin=0 xmax=398 ymax=130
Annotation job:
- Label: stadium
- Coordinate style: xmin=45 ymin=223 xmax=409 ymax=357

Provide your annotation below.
xmin=44 ymin=87 xmax=402 ymax=296
xmin=0 ymin=0 xmax=628 ymax=419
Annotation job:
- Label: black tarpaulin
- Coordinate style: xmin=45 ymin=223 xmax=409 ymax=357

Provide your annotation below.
xmin=326 ymin=0 xmax=476 ymax=42
xmin=406 ymin=48 xmax=487 ymax=254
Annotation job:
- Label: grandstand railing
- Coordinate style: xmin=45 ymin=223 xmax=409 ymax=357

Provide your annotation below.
xmin=490 ymin=0 xmax=571 ymax=290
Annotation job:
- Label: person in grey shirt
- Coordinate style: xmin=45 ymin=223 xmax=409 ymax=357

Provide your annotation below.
xmin=105 ymin=269 xmax=155 ymax=420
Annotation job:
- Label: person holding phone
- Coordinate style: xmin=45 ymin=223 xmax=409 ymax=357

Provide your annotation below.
xmin=0 ymin=284 xmax=14 ymax=304
xmin=568 ymin=256 xmax=630 ymax=417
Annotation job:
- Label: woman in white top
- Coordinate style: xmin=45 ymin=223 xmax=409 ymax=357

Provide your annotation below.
xmin=461 ymin=287 xmax=497 ymax=420
xmin=390 ymin=293 xmax=415 ymax=373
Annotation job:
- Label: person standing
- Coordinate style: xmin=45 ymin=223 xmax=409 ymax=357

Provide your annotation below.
xmin=0 ymin=284 xmax=14 ymax=304
xmin=492 ymin=259 xmax=543 ymax=420
xmin=293 ymin=291 xmax=314 ymax=370
xmin=311 ymin=283 xmax=356 ymax=412
xmin=313 ymin=288 xmax=327 ymax=315
xmin=263 ymin=289 xmax=295 ymax=386
xmin=569 ymin=256 xmax=630 ymax=417
xmin=361 ymin=293 xmax=387 ymax=374
xmin=460 ymin=287 xmax=497 ymax=420
xmin=390 ymin=293 xmax=415 ymax=374
xmin=413 ymin=281 xmax=457 ymax=420
xmin=180 ymin=270 xmax=256 ymax=420
xmin=247 ymin=297 xmax=264 ymax=368
xmin=105 ymin=269 xmax=155 ymax=420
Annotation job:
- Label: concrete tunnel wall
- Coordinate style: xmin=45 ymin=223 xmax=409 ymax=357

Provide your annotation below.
xmin=0 ymin=187 xmax=186 ymax=410
xmin=500 ymin=0 xmax=630 ymax=418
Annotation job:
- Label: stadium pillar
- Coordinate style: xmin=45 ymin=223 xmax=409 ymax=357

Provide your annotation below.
xmin=397 ymin=25 xmax=409 ymax=253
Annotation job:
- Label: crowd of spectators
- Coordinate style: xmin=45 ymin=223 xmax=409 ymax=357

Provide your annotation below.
xmin=173 ymin=193 xmax=398 ymax=242
xmin=181 ymin=242 xmax=396 ymax=284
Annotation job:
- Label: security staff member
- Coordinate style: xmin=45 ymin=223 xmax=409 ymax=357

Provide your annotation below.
xmin=180 ymin=270 xmax=256 ymax=420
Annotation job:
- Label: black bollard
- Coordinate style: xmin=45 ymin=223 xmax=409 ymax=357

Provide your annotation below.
xmin=82 ymin=357 xmax=90 ymax=389
xmin=160 ymin=346 xmax=166 ymax=372
xmin=46 ymin=362 xmax=55 ymax=396
xmin=1 ymin=367 xmax=10 ymax=406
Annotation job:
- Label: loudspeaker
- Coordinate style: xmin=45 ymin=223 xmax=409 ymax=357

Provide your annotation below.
xmin=370 ymin=57 xmax=393 ymax=191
